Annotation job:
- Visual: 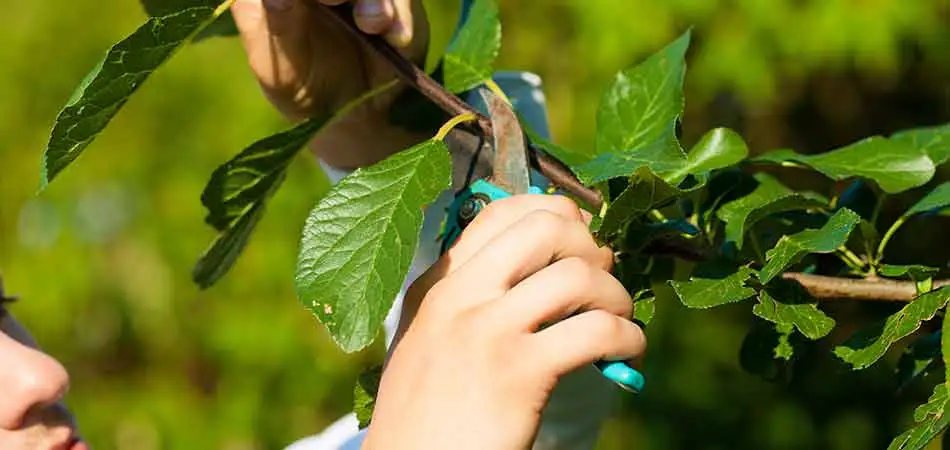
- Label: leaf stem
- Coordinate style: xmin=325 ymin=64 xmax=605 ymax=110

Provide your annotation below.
xmin=215 ymin=0 xmax=237 ymax=16
xmin=434 ymin=112 xmax=477 ymax=141
xmin=312 ymin=2 xmax=604 ymax=210
xmin=836 ymin=246 xmax=866 ymax=273
xmin=749 ymin=232 xmax=766 ymax=264
xmin=876 ymin=216 xmax=906 ymax=263
xmin=484 ymin=79 xmax=512 ymax=104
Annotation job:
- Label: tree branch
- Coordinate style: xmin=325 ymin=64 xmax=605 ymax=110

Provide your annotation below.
xmin=781 ymin=272 xmax=950 ymax=302
xmin=314 ymin=3 xmax=950 ymax=305
xmin=317 ymin=3 xmax=603 ymax=209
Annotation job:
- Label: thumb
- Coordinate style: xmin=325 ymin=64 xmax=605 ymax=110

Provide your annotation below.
xmin=232 ymin=0 xmax=312 ymax=118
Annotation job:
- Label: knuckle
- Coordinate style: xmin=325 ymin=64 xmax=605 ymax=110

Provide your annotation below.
xmin=544 ymin=195 xmax=581 ymax=218
xmin=557 ymin=257 xmax=596 ymax=286
xmin=588 ymin=310 xmax=625 ymax=342
xmin=524 ymin=209 xmax=566 ymax=237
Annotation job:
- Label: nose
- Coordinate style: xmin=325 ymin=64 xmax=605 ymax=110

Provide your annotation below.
xmin=0 ymin=323 xmax=71 ymax=429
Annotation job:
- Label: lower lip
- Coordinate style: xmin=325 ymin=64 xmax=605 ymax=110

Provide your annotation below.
xmin=69 ymin=440 xmax=89 ymax=450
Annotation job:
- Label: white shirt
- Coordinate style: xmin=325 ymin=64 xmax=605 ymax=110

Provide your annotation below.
xmin=286 ymin=71 xmax=618 ymax=450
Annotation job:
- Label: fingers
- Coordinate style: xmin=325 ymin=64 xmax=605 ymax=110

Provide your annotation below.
xmin=449 ymin=208 xmax=613 ymax=299
xmin=492 ymin=257 xmax=633 ymax=332
xmin=396 ymin=195 xmax=606 ymax=341
xmin=315 ymin=0 xmax=413 ymax=47
xmin=386 ymin=0 xmax=414 ymax=47
xmin=232 ymin=0 xmax=310 ymax=109
xmin=408 ymin=195 xmax=590 ymax=297
xmin=532 ymin=310 xmax=647 ymax=376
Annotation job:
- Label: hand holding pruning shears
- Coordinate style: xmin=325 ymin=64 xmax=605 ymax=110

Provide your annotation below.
xmin=366 ymin=157 xmax=647 ymax=450
xmin=440 ymin=89 xmax=646 ymax=394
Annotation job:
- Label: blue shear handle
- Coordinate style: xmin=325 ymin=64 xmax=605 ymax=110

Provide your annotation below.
xmin=443 ymin=180 xmax=646 ymax=394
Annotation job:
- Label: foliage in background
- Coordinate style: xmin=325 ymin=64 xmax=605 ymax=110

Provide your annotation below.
xmin=2 ymin=0 xmax=950 ymax=449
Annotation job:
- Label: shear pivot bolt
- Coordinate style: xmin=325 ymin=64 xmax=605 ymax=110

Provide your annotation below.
xmin=459 ymin=195 xmax=489 ymax=223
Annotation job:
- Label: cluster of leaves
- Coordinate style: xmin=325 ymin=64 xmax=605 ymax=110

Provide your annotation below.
xmin=39 ymin=0 xmax=950 ymax=447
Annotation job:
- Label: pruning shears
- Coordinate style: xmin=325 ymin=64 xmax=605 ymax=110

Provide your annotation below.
xmin=440 ymin=88 xmax=646 ymax=394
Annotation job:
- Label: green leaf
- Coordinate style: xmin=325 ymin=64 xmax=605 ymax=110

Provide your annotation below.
xmin=633 ymin=297 xmax=656 ymax=325
xmin=886 ymin=384 xmax=949 ymax=450
xmin=944 ymin=306 xmax=950 ymax=388
xmin=192 ymin=116 xmax=327 ymax=287
xmin=660 ymin=127 xmax=749 ymax=184
xmin=580 ymin=29 xmax=692 ymax=183
xmin=595 ymin=167 xmax=684 ymax=242
xmin=759 ymin=208 xmax=862 ymax=283
xmin=835 ymin=287 xmax=950 ymax=369
xmin=903 ymin=182 xmax=950 ymax=218
xmin=575 ymin=131 xmax=684 ymax=184
xmin=716 ymin=173 xmax=828 ymax=249
xmin=739 ymin=319 xmax=797 ymax=382
xmin=891 ymin=123 xmax=950 ymax=167
xmin=670 ymin=266 xmax=757 ymax=309
xmin=754 ymin=137 xmax=935 ymax=194
xmin=442 ymin=0 xmax=500 ymax=93
xmin=295 ymin=140 xmax=452 ymax=352
xmin=522 ymin=120 xmax=589 ymax=170
xmin=353 ymin=364 xmax=384 ymax=429
xmin=42 ymin=4 xmax=225 ymax=187
xmin=753 ymin=280 xmax=836 ymax=340
xmin=880 ymin=265 xmax=941 ymax=281
xmin=774 ymin=323 xmax=796 ymax=360
xmin=139 ymin=0 xmax=236 ymax=40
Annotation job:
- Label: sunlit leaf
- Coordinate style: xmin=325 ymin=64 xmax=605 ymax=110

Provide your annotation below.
xmin=891 ymin=123 xmax=950 ymax=167
xmin=880 ymin=265 xmax=941 ymax=281
xmin=835 ymin=287 xmax=950 ymax=369
xmin=753 ymin=280 xmax=836 ymax=340
xmin=886 ymin=384 xmax=950 ymax=450
xmin=902 ymin=182 xmax=950 ymax=218
xmin=522 ymin=120 xmax=589 ymax=170
xmin=716 ymin=173 xmax=828 ymax=249
xmin=295 ymin=140 xmax=452 ymax=352
xmin=670 ymin=266 xmax=757 ymax=309
xmin=139 ymin=0 xmax=236 ymax=40
xmin=759 ymin=208 xmax=861 ymax=283
xmin=192 ymin=116 xmax=327 ymax=287
xmin=442 ymin=0 xmax=500 ymax=93
xmin=660 ymin=127 xmax=749 ymax=184
xmin=754 ymin=136 xmax=935 ymax=194
xmin=580 ymin=30 xmax=691 ymax=183
xmin=576 ymin=130 xmax=683 ymax=184
xmin=42 ymin=4 xmax=227 ymax=187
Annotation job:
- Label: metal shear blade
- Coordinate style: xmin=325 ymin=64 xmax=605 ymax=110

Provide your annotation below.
xmin=481 ymin=89 xmax=531 ymax=195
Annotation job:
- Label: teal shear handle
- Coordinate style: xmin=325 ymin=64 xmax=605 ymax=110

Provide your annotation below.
xmin=442 ymin=180 xmax=646 ymax=394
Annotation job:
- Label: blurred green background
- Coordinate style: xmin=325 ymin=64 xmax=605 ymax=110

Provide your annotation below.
xmin=1 ymin=1 xmax=949 ymax=449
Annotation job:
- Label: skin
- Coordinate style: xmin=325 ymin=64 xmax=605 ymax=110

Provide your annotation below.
xmin=232 ymin=3 xmax=648 ymax=447
xmin=231 ymin=0 xmax=431 ymax=169
xmin=0 ymin=4 xmax=644 ymax=449
xmin=365 ymin=195 xmax=647 ymax=449
xmin=0 ymin=302 xmax=87 ymax=450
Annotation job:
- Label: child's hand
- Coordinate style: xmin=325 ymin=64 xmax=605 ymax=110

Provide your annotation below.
xmin=364 ymin=195 xmax=647 ymax=450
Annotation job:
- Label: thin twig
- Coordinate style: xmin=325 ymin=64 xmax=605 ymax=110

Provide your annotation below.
xmin=313 ymin=3 xmax=950 ymax=304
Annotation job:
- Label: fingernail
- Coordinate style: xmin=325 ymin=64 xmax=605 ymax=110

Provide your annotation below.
xmin=385 ymin=20 xmax=412 ymax=47
xmin=356 ymin=0 xmax=384 ymax=17
xmin=264 ymin=0 xmax=294 ymax=11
